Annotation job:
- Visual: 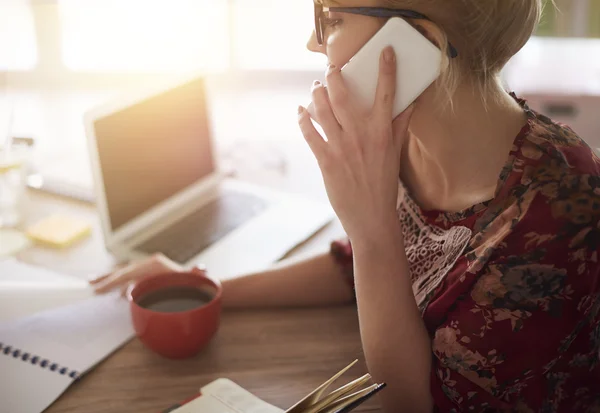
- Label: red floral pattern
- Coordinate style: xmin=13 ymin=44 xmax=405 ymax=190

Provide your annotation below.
xmin=330 ymin=95 xmax=600 ymax=411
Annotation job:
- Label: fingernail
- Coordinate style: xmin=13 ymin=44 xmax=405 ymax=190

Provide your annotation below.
xmin=383 ymin=47 xmax=395 ymax=64
xmin=298 ymin=105 xmax=304 ymax=115
xmin=313 ymin=80 xmax=321 ymax=87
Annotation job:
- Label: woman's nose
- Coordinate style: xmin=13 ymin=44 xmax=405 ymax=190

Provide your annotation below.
xmin=306 ymin=31 xmax=324 ymax=54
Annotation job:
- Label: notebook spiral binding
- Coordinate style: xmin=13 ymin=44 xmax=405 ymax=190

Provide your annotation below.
xmin=0 ymin=342 xmax=80 ymax=380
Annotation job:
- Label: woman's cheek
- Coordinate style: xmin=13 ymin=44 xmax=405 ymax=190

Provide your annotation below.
xmin=326 ymin=38 xmax=358 ymax=68
xmin=326 ymin=25 xmax=382 ymax=68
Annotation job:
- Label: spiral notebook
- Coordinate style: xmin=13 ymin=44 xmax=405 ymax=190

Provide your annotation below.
xmin=0 ymin=292 xmax=134 ymax=413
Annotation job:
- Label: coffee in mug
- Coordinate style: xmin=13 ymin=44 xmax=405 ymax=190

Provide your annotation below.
xmin=137 ymin=286 xmax=214 ymax=313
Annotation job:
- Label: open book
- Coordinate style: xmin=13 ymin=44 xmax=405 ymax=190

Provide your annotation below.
xmin=163 ymin=360 xmax=385 ymax=413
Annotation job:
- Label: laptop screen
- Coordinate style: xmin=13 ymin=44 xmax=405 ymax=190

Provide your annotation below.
xmin=93 ymin=77 xmax=215 ymax=232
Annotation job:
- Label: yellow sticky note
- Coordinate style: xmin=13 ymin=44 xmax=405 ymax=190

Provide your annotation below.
xmin=26 ymin=214 xmax=92 ymax=248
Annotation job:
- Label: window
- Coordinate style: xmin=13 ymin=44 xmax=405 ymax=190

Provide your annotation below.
xmin=59 ymin=0 xmax=229 ymax=73
xmin=2 ymin=0 xmax=599 ymax=79
xmin=1 ymin=0 xmax=324 ymax=77
xmin=231 ymin=0 xmax=324 ymax=70
xmin=0 ymin=1 xmax=37 ymax=71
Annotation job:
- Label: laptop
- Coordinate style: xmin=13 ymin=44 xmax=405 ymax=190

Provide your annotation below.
xmin=83 ymin=74 xmax=334 ymax=278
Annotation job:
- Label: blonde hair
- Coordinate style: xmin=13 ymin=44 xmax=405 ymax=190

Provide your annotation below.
xmin=379 ymin=0 xmax=546 ymax=106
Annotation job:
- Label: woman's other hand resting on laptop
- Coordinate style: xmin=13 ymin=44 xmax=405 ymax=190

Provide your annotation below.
xmin=90 ymin=0 xmax=600 ymax=411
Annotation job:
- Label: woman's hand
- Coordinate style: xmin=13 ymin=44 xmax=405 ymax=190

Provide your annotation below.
xmin=298 ymin=47 xmax=414 ymax=246
xmin=89 ymin=253 xmax=184 ymax=294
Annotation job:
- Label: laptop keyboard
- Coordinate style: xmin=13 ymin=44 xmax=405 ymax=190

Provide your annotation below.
xmin=137 ymin=191 xmax=269 ymax=264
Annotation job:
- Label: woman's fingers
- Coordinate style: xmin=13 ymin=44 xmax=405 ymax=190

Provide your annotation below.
xmin=93 ymin=258 xmax=158 ymax=293
xmin=93 ymin=263 xmax=138 ymax=294
xmin=89 ymin=262 xmax=127 ymax=285
xmin=89 ymin=272 xmax=111 ymax=285
xmin=311 ymin=81 xmax=341 ymax=136
xmin=325 ymin=47 xmax=397 ymax=129
xmin=92 ymin=254 xmax=182 ymax=294
xmin=298 ymin=106 xmax=327 ymax=159
xmin=373 ymin=46 xmax=397 ymax=121
xmin=325 ymin=64 xmax=354 ymax=126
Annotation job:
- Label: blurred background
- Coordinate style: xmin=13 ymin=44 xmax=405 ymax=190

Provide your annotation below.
xmin=1 ymin=0 xmax=599 ymax=203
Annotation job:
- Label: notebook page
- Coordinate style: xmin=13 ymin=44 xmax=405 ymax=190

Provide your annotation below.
xmin=0 ymin=292 xmax=134 ymax=374
xmin=0 ymin=285 xmax=94 ymax=323
xmin=0 ymin=259 xmax=85 ymax=285
xmin=199 ymin=379 xmax=284 ymax=413
xmin=167 ymin=395 xmax=237 ymax=413
xmin=0 ymin=259 xmax=93 ymax=323
xmin=0 ymin=353 xmax=73 ymax=413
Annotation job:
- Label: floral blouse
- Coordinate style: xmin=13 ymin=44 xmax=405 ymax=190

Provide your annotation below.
xmin=331 ymin=96 xmax=600 ymax=412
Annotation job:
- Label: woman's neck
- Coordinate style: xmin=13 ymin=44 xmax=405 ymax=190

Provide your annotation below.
xmin=401 ymin=81 xmax=528 ymax=212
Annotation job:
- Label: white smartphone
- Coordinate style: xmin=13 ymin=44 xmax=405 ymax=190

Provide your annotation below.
xmin=308 ymin=17 xmax=443 ymax=120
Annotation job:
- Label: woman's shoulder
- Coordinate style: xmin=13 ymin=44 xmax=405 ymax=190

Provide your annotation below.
xmin=469 ymin=102 xmax=600 ymax=269
xmin=520 ymin=104 xmax=600 ymax=178
xmin=494 ymin=99 xmax=600 ymax=226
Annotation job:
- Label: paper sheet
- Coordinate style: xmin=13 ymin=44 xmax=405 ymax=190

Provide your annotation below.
xmin=170 ymin=379 xmax=283 ymax=413
xmin=0 ymin=353 xmax=74 ymax=413
xmin=0 ymin=259 xmax=85 ymax=285
xmin=0 ymin=292 xmax=134 ymax=373
xmin=0 ymin=259 xmax=93 ymax=322
xmin=202 ymin=379 xmax=283 ymax=413
xmin=0 ymin=285 xmax=94 ymax=323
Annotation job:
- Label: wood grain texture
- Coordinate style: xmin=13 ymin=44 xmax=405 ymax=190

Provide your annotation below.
xmin=44 ymin=307 xmax=378 ymax=413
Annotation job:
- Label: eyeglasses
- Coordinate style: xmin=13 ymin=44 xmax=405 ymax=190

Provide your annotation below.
xmin=314 ymin=4 xmax=459 ymax=58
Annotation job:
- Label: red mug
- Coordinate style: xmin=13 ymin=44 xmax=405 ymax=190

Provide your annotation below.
xmin=127 ymin=268 xmax=222 ymax=359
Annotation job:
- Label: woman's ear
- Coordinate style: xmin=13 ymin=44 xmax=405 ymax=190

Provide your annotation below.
xmin=411 ymin=20 xmax=451 ymax=72
xmin=413 ymin=21 xmax=442 ymax=49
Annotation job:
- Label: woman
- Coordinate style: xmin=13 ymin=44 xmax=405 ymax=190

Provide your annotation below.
xmin=91 ymin=0 xmax=600 ymax=411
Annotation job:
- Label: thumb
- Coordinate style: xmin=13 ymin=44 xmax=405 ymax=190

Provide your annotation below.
xmin=392 ymin=104 xmax=415 ymax=156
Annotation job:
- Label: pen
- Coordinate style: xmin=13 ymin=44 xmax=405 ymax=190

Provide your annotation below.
xmin=332 ymin=383 xmax=386 ymax=413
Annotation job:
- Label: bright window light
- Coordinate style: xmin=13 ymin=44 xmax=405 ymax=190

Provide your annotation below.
xmin=59 ymin=0 xmax=229 ymax=73
xmin=0 ymin=0 xmax=37 ymax=71
xmin=232 ymin=0 xmax=325 ymax=70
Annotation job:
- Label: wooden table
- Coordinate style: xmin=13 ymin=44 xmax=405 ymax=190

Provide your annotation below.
xmin=45 ymin=306 xmax=369 ymax=413
xmin=14 ymin=143 xmax=380 ymax=412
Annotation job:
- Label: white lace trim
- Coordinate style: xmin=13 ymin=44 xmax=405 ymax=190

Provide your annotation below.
xmin=397 ymin=182 xmax=472 ymax=312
